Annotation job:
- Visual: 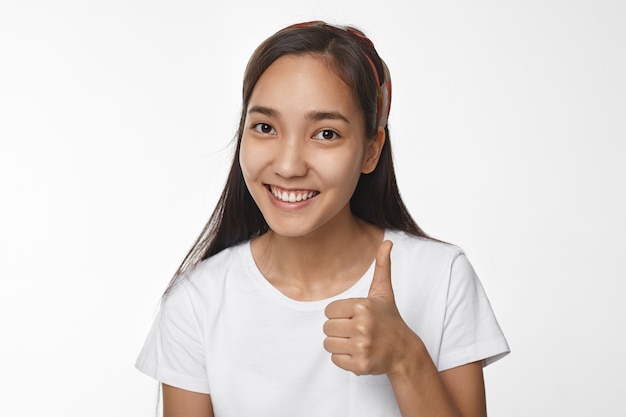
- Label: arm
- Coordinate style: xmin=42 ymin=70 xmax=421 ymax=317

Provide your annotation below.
xmin=387 ymin=341 xmax=486 ymax=417
xmin=439 ymin=362 xmax=486 ymax=416
xmin=162 ymin=384 xmax=214 ymax=417
xmin=324 ymin=242 xmax=488 ymax=417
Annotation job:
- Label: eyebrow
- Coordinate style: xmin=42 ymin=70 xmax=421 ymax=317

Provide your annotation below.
xmin=248 ymin=106 xmax=278 ymax=118
xmin=247 ymin=106 xmax=350 ymax=124
xmin=305 ymin=110 xmax=350 ymax=124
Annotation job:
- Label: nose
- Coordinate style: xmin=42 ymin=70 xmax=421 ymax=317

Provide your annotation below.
xmin=272 ymin=136 xmax=308 ymax=178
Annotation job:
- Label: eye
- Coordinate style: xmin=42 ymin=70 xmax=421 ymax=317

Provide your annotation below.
xmin=313 ymin=129 xmax=340 ymax=141
xmin=253 ymin=123 xmax=276 ymax=135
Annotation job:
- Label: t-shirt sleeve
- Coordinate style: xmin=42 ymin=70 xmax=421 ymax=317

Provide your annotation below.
xmin=437 ymin=253 xmax=510 ymax=372
xmin=135 ymin=281 xmax=210 ymax=394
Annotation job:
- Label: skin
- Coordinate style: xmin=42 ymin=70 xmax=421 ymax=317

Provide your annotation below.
xmin=163 ymin=54 xmax=487 ymax=417
xmin=240 ymin=54 xmax=385 ymax=300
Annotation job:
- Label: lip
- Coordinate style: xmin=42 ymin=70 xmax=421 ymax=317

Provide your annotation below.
xmin=264 ymin=184 xmax=319 ymax=208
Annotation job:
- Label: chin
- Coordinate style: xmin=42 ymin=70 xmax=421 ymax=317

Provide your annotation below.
xmin=267 ymin=225 xmax=314 ymax=239
xmin=264 ymin=218 xmax=322 ymax=239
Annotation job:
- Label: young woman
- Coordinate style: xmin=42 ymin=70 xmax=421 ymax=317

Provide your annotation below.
xmin=136 ymin=21 xmax=509 ymax=417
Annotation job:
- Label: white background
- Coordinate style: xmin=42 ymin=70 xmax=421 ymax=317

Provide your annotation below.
xmin=1 ymin=1 xmax=624 ymax=416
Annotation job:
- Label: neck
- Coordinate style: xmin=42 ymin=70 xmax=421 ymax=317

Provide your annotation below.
xmin=251 ymin=211 xmax=384 ymax=300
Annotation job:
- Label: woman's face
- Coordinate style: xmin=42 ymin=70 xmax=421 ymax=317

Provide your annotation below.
xmin=240 ymin=54 xmax=382 ymax=239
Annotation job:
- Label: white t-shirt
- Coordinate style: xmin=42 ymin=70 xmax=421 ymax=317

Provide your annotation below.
xmin=136 ymin=229 xmax=509 ymax=416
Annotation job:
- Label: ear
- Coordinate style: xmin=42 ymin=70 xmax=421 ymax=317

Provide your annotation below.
xmin=361 ymin=127 xmax=386 ymax=174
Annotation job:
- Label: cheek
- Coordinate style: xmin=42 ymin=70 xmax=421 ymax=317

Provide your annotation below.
xmin=239 ymin=137 xmax=260 ymax=181
xmin=315 ymin=150 xmax=365 ymax=188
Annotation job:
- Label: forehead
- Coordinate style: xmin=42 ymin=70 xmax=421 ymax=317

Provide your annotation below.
xmin=248 ymin=54 xmax=361 ymax=118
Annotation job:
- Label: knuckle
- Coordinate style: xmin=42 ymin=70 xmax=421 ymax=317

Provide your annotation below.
xmin=354 ymin=358 xmax=372 ymax=375
xmin=355 ymin=322 xmax=371 ymax=337
xmin=354 ymin=300 xmax=371 ymax=314
xmin=355 ymin=338 xmax=372 ymax=353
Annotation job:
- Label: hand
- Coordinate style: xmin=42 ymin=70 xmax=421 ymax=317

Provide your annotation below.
xmin=323 ymin=240 xmax=418 ymax=376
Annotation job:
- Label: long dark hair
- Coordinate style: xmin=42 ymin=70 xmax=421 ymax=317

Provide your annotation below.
xmin=165 ymin=22 xmax=428 ymax=294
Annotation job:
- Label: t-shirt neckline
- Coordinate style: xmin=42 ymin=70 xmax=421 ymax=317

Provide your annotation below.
xmin=241 ymin=230 xmax=389 ymax=311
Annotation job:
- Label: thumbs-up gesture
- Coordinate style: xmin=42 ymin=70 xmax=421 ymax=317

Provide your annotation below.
xmin=323 ymin=240 xmax=418 ymax=376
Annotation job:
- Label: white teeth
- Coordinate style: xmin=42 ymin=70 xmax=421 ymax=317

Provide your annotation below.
xmin=270 ymin=186 xmax=316 ymax=202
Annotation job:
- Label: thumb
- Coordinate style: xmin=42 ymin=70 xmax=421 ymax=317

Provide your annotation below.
xmin=367 ymin=240 xmax=394 ymax=299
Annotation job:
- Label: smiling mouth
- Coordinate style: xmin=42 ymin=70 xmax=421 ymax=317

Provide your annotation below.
xmin=267 ymin=185 xmax=319 ymax=203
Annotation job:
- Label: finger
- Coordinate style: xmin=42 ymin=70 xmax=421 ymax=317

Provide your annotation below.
xmin=329 ymin=353 xmax=355 ymax=373
xmin=323 ymin=336 xmax=353 ymax=354
xmin=323 ymin=318 xmax=358 ymax=337
xmin=328 ymin=352 xmax=371 ymax=376
xmin=367 ymin=240 xmax=393 ymax=299
xmin=324 ymin=298 xmax=358 ymax=319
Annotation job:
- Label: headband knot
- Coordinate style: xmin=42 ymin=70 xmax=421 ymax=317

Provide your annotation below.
xmin=368 ymin=56 xmax=392 ymax=129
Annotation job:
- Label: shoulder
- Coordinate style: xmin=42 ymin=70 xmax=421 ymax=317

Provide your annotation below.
xmin=164 ymin=241 xmax=251 ymax=308
xmin=385 ymin=229 xmax=464 ymax=268
xmin=384 ymin=229 xmax=477 ymax=293
xmin=191 ymin=241 xmax=249 ymax=281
